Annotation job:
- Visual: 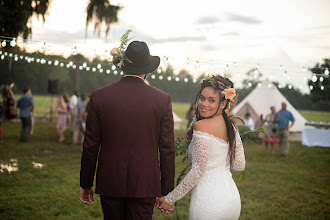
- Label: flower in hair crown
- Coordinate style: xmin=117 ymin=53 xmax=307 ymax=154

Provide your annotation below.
xmin=110 ymin=29 xmax=134 ymax=68
xmin=202 ymin=75 xmax=236 ymax=101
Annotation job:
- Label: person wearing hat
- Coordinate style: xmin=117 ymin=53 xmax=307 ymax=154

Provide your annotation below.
xmin=79 ymin=41 xmax=175 ymax=219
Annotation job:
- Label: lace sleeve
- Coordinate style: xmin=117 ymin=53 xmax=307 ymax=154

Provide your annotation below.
xmin=165 ymin=134 xmax=209 ymax=205
xmin=230 ymin=129 xmax=246 ymax=171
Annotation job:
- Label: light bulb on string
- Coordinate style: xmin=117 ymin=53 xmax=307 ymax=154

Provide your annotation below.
xmin=42 ymin=42 xmax=46 ymax=51
xmin=66 ymin=64 xmax=70 ymax=68
xmin=278 ymin=84 xmax=282 ymax=89
xmin=193 ymin=79 xmax=197 ymax=83
xmin=159 ymin=75 xmax=163 ymax=80
xmin=157 ymin=68 xmax=162 ymax=74
xmin=69 ymin=61 xmax=73 ymax=66
xmin=106 ymin=69 xmax=110 ymax=74
xmin=14 ymin=56 xmax=18 ymax=61
xmin=321 ymin=86 xmax=324 ymax=90
xmin=72 ymin=65 xmax=76 ymax=69
xmin=258 ymin=83 xmax=261 ymax=87
xmin=48 ymin=61 xmax=52 ymax=65
xmin=86 ymin=67 xmax=90 ymax=71
xmin=36 ymin=58 xmax=40 ymax=63
xmin=10 ymin=38 xmax=16 ymax=47
xmin=167 ymin=76 xmax=172 ymax=81
xmin=4 ymin=52 xmax=7 ymax=56
xmin=195 ymin=61 xmax=200 ymax=69
xmin=0 ymin=55 xmax=4 ymax=60
xmin=97 ymin=64 xmax=102 ymax=69
xmin=220 ymin=72 xmax=224 ymax=77
xmin=248 ymin=82 xmax=252 ymax=87
xmin=120 ymin=71 xmax=123 ymax=75
xmin=114 ymin=70 xmax=118 ymax=75
xmin=60 ymin=63 xmax=64 ymax=67
xmin=184 ymin=78 xmax=188 ymax=83
xmin=325 ymin=68 xmax=329 ymax=76
xmin=99 ymin=69 xmax=103 ymax=73
xmin=312 ymin=74 xmax=317 ymax=82
xmin=151 ymin=75 xmax=155 ymax=79
xmin=112 ymin=65 xmax=116 ymax=70
xmin=20 ymin=55 xmax=23 ymax=59
xmin=175 ymin=77 xmax=179 ymax=82
xmin=320 ymin=76 xmax=324 ymax=82
xmin=288 ymin=84 xmax=292 ymax=89
xmin=92 ymin=67 xmax=96 ymax=72
xmin=9 ymin=53 xmax=12 ymax=57
xmin=1 ymin=40 xmax=6 ymax=47
xmin=79 ymin=66 xmax=83 ymax=70
xmin=309 ymin=85 xmax=313 ymax=90
xmin=0 ymin=51 xmax=2 ymax=55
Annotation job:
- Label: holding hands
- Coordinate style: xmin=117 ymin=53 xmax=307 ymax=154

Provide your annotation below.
xmin=156 ymin=197 xmax=175 ymax=214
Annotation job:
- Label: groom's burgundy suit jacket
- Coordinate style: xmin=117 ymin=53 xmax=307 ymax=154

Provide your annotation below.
xmin=80 ymin=76 xmax=175 ymax=198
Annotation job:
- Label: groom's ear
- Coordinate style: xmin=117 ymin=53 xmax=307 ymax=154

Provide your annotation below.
xmin=220 ymin=99 xmax=227 ymax=110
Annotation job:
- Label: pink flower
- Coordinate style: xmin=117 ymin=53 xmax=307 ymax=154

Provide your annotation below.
xmin=225 ymin=88 xmax=236 ymax=100
xmin=110 ymin=48 xmax=119 ymax=56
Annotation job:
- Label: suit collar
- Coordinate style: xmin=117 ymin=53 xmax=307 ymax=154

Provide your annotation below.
xmin=119 ymin=76 xmax=145 ymax=84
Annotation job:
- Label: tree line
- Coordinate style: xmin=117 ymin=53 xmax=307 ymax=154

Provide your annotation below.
xmin=0 ymin=50 xmax=329 ymax=111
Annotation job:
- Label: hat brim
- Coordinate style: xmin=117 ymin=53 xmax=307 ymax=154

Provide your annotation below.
xmin=114 ymin=56 xmax=160 ymax=75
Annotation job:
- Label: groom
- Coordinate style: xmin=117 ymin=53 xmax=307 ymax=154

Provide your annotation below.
xmin=79 ymin=41 xmax=175 ymax=219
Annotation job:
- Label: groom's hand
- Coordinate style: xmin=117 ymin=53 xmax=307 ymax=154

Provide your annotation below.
xmin=79 ymin=187 xmax=94 ymax=205
xmin=157 ymin=197 xmax=175 ymax=214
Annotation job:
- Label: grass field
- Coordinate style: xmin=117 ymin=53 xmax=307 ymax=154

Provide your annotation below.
xmin=0 ymin=120 xmax=329 ymax=219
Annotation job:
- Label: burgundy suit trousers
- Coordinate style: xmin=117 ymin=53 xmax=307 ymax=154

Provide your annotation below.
xmin=100 ymin=196 xmax=156 ymax=220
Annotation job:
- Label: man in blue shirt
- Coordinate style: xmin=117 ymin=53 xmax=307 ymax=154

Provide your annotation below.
xmin=275 ymin=102 xmax=295 ymax=157
xmin=17 ymin=88 xmax=34 ymax=142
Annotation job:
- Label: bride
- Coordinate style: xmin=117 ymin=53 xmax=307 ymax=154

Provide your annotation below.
xmin=157 ymin=75 xmax=246 ymax=220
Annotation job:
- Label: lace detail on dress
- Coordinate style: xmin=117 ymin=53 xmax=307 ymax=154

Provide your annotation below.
xmin=165 ymin=133 xmax=209 ymax=205
xmin=193 ymin=130 xmax=229 ymax=145
xmin=230 ymin=129 xmax=246 ymax=171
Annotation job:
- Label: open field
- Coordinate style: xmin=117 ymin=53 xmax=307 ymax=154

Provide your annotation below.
xmin=0 ymin=122 xmax=329 ymax=219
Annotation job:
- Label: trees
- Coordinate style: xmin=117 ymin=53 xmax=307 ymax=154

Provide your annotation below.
xmin=86 ymin=0 xmax=121 ymax=38
xmin=308 ymin=58 xmax=330 ymax=104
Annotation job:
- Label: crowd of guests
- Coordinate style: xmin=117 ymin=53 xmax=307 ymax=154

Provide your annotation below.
xmin=186 ymin=101 xmax=295 ymax=157
xmin=0 ymin=85 xmax=90 ymax=145
xmin=51 ymin=90 xmax=89 ymax=144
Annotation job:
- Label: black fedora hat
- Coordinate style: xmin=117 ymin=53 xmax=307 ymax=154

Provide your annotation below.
xmin=114 ymin=41 xmax=160 ymax=75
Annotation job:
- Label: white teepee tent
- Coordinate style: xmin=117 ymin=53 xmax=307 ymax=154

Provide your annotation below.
xmin=232 ymin=79 xmax=307 ymax=134
xmin=173 ymin=112 xmax=183 ymax=130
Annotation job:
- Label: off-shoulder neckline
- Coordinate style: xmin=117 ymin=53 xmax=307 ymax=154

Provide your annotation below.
xmin=193 ymin=130 xmax=229 ymax=145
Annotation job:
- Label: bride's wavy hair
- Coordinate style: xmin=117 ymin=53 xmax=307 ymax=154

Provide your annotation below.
xmin=194 ymin=75 xmax=236 ymax=165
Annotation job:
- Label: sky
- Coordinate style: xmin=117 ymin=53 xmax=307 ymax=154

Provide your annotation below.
xmin=25 ymin=0 xmax=330 ymax=93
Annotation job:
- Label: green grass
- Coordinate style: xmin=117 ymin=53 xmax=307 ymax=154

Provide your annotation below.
xmin=299 ymin=110 xmax=330 ymax=122
xmin=0 ymin=122 xmax=329 ymax=220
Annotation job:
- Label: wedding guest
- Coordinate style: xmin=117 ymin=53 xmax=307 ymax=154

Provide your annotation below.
xmin=264 ymin=106 xmax=279 ymax=154
xmin=51 ymin=96 xmax=68 ymax=143
xmin=255 ymin=114 xmax=264 ymax=128
xmin=244 ymin=112 xmax=255 ymax=130
xmin=80 ymin=101 xmax=89 ymax=135
xmin=1 ymin=85 xmax=14 ymax=121
xmin=69 ymin=90 xmax=79 ymax=132
xmin=73 ymin=94 xmax=87 ymax=144
xmin=186 ymin=103 xmax=196 ymax=129
xmin=275 ymin=102 xmax=295 ymax=157
xmin=17 ymin=88 xmax=34 ymax=142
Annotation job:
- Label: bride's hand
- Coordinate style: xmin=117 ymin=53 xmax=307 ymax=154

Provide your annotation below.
xmin=157 ymin=197 xmax=175 ymax=214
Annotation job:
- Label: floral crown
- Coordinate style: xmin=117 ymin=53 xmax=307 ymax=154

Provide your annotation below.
xmin=110 ymin=29 xmax=134 ymax=68
xmin=201 ymin=75 xmax=236 ymax=101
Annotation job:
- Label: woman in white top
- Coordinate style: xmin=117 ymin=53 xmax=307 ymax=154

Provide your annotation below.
xmin=157 ymin=75 xmax=246 ymax=220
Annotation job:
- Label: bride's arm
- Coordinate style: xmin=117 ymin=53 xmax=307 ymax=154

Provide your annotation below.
xmin=165 ymin=133 xmax=209 ymax=205
xmin=230 ymin=129 xmax=246 ymax=171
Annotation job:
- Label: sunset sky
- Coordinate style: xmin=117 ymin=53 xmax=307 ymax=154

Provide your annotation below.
xmin=24 ymin=0 xmax=330 ymax=93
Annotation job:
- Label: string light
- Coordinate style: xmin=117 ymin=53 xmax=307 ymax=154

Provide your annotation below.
xmin=1 ymin=40 xmax=6 ymax=47
xmin=157 ymin=68 xmax=162 ymax=74
xmin=106 ymin=69 xmax=110 ymax=74
xmin=151 ymin=75 xmax=155 ymax=79
xmin=167 ymin=76 xmax=172 ymax=81
xmin=159 ymin=75 xmax=163 ymax=80
xmin=325 ymin=68 xmax=329 ymax=76
xmin=319 ymin=76 xmax=324 ymax=82
xmin=114 ymin=70 xmax=118 ymax=75
xmin=312 ymin=74 xmax=318 ymax=82
xmin=92 ymin=67 xmax=96 ymax=72
xmin=321 ymin=85 xmax=324 ymax=90
xmin=309 ymin=85 xmax=313 ymax=90
xmin=10 ymin=38 xmax=16 ymax=47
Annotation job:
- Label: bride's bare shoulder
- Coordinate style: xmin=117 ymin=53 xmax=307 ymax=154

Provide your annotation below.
xmin=193 ymin=119 xmax=213 ymax=132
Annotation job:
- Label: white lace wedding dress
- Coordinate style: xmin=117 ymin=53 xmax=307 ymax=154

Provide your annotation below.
xmin=165 ymin=129 xmax=245 ymax=220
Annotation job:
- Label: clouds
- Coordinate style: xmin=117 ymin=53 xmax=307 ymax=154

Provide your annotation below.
xmin=224 ymin=12 xmax=263 ymax=24
xmin=195 ymin=16 xmax=220 ymax=25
